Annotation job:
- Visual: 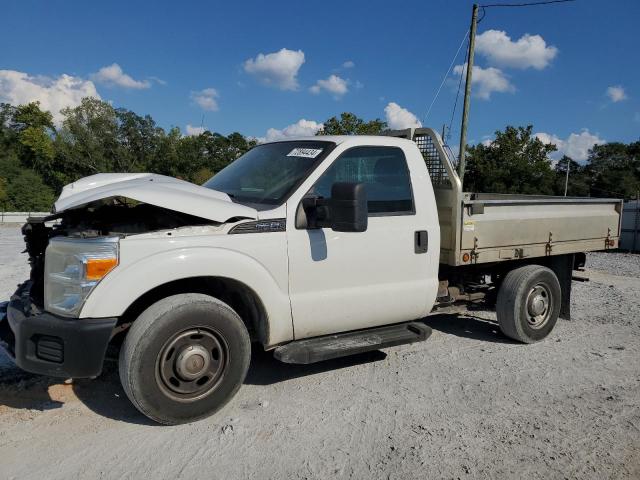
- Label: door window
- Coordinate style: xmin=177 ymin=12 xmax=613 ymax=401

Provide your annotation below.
xmin=311 ymin=146 xmax=414 ymax=215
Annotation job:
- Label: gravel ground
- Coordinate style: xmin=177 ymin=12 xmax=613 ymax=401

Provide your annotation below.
xmin=586 ymin=251 xmax=640 ymax=278
xmin=0 ymin=225 xmax=639 ymax=479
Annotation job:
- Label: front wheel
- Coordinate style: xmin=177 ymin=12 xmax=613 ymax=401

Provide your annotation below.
xmin=119 ymin=293 xmax=251 ymax=425
xmin=496 ymin=265 xmax=561 ymax=343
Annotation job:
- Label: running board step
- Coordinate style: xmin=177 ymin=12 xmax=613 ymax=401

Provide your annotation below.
xmin=273 ymin=322 xmax=432 ymax=365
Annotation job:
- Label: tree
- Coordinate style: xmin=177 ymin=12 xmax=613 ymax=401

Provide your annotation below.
xmin=54 ymin=98 xmax=122 ymax=182
xmin=584 ymin=141 xmax=640 ymax=199
xmin=6 ymin=169 xmax=55 ymax=211
xmin=11 ymin=102 xmax=55 ymax=173
xmin=115 ymin=108 xmax=164 ymax=172
xmin=317 ymin=112 xmax=387 ymax=136
xmin=553 ymin=156 xmax=590 ymax=196
xmin=465 ymin=126 xmax=557 ymax=195
xmin=0 ymin=96 xmax=637 ymax=211
xmin=0 ymin=177 xmax=8 ymax=208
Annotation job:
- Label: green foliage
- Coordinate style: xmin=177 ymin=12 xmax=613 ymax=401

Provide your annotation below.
xmin=0 ymin=100 xmax=636 ymax=211
xmin=318 ymin=112 xmax=387 ymax=135
xmin=0 ymin=177 xmax=8 ymax=205
xmin=12 ymin=102 xmax=55 ymax=173
xmin=553 ymin=156 xmax=590 ymax=196
xmin=465 ymin=126 xmax=557 ymax=195
xmin=585 ymin=142 xmax=640 ymax=198
xmin=6 ymin=169 xmax=55 ymax=211
xmin=0 ymin=99 xmax=257 ymax=211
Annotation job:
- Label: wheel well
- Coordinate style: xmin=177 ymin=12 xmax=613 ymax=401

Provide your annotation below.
xmin=439 ymin=254 xmax=576 ymax=319
xmin=489 ymin=255 xmax=575 ymax=320
xmin=114 ymin=276 xmax=269 ymax=345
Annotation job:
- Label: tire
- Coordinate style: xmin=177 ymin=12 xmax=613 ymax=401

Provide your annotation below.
xmin=119 ymin=293 xmax=251 ymax=425
xmin=496 ymin=265 xmax=561 ymax=343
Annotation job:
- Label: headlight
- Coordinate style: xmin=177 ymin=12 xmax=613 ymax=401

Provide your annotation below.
xmin=44 ymin=236 xmax=119 ymax=317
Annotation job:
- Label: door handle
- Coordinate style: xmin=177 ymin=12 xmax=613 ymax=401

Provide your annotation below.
xmin=415 ymin=230 xmax=428 ymax=254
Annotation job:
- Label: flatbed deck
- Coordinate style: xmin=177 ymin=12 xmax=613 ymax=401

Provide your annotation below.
xmin=387 ymin=128 xmax=623 ymax=266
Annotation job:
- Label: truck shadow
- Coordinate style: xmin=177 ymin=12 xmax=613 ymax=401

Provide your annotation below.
xmin=244 ymin=346 xmax=387 ymax=386
xmin=0 ymin=349 xmax=389 ymax=426
xmin=75 ymin=367 xmax=156 ymax=425
xmin=421 ymin=313 xmax=516 ymax=344
xmin=0 ymin=314 xmax=511 ymax=425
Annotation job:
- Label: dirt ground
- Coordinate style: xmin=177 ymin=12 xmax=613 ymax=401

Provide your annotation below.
xmin=1 ymin=225 xmax=639 ymax=479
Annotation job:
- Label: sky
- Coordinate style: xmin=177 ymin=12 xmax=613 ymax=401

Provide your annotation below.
xmin=1 ymin=0 xmax=638 ymax=162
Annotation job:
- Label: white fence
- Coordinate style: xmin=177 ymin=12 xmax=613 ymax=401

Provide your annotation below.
xmin=0 ymin=212 xmax=50 ymax=224
xmin=620 ymin=200 xmax=640 ymax=252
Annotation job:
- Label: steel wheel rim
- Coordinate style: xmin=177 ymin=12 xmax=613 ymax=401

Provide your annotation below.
xmin=156 ymin=327 xmax=228 ymax=402
xmin=525 ymin=283 xmax=552 ymax=329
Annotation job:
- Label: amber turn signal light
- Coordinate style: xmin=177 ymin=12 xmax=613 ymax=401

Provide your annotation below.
xmin=85 ymin=258 xmax=118 ymax=281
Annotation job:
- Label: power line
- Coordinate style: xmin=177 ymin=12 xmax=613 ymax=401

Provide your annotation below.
xmin=480 ymin=0 xmax=576 ymax=7
xmin=426 ymin=0 xmax=577 ymax=145
xmin=422 ymin=28 xmax=470 ymax=125
xmin=447 ymin=40 xmax=468 ymax=146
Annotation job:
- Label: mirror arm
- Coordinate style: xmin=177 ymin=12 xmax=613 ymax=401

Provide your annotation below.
xmin=302 ymin=196 xmax=331 ymax=229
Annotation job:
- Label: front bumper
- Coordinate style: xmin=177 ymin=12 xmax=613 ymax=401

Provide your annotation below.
xmin=0 ymin=283 xmax=117 ymax=378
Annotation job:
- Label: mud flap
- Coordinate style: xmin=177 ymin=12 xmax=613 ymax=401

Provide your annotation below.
xmin=550 ymin=254 xmax=574 ymax=320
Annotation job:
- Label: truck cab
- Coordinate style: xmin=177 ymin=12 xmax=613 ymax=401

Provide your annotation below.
xmin=0 ymin=130 xmax=622 ymax=424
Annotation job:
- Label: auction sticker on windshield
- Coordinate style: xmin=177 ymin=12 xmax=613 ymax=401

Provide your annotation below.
xmin=287 ymin=148 xmax=323 ymax=158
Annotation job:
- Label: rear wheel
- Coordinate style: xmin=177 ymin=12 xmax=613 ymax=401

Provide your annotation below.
xmin=119 ymin=293 xmax=251 ymax=425
xmin=496 ymin=265 xmax=561 ymax=343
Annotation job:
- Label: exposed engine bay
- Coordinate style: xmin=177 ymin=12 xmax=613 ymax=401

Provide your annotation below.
xmin=22 ymin=198 xmax=217 ymax=306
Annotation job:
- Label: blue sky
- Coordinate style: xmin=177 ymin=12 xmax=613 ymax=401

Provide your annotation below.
xmin=1 ymin=0 xmax=638 ymax=161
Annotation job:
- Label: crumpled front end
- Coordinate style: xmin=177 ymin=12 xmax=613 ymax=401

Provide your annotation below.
xmin=0 ymin=282 xmax=117 ymax=378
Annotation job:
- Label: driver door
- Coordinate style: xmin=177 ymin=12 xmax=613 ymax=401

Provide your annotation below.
xmin=286 ymin=145 xmax=434 ymax=339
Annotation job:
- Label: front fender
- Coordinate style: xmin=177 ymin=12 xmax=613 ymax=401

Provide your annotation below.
xmin=79 ymin=246 xmax=293 ymax=345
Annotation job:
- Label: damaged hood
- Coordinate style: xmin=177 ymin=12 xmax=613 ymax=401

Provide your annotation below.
xmin=54 ymin=173 xmax=258 ymax=223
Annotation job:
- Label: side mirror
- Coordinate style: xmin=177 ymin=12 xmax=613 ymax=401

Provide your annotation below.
xmin=296 ymin=182 xmax=368 ymax=232
xmin=329 ymin=182 xmax=368 ymax=232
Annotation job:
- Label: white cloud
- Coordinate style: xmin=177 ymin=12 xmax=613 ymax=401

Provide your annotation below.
xmin=243 ymin=48 xmax=305 ymax=90
xmin=90 ymin=63 xmax=151 ymax=89
xmin=0 ymin=69 xmax=99 ymax=125
xmin=310 ymin=75 xmax=349 ymax=97
xmin=535 ymin=129 xmax=605 ymax=162
xmin=149 ymin=76 xmax=167 ymax=86
xmin=258 ymin=119 xmax=323 ymax=143
xmin=475 ymin=30 xmax=558 ymax=70
xmin=184 ymin=124 xmax=205 ymax=136
xmin=384 ymin=102 xmax=422 ymax=129
xmin=453 ymin=64 xmax=514 ymax=100
xmin=190 ymin=88 xmax=219 ymax=111
xmin=606 ymin=85 xmax=627 ymax=103
xmin=342 ymin=60 xmax=355 ymax=69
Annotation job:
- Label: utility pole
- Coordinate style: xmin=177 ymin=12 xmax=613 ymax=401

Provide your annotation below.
xmin=634 ymin=190 xmax=639 ymax=253
xmin=563 ymin=157 xmax=571 ymax=196
xmin=458 ymin=3 xmax=479 ymax=188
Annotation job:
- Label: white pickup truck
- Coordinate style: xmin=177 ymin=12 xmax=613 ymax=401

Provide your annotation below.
xmin=0 ymin=128 xmax=622 ymax=424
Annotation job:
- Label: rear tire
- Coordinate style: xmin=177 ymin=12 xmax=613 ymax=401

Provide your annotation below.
xmin=496 ymin=265 xmax=561 ymax=343
xmin=119 ymin=293 xmax=251 ymax=425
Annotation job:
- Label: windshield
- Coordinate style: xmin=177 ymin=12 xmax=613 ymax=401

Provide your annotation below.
xmin=203 ymin=141 xmax=334 ymax=205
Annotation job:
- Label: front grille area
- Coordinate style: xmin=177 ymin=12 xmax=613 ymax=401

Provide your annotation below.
xmin=35 ymin=335 xmax=64 ymax=363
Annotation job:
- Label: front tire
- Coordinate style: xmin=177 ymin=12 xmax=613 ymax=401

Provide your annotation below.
xmin=496 ymin=265 xmax=561 ymax=343
xmin=119 ymin=293 xmax=251 ymax=425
